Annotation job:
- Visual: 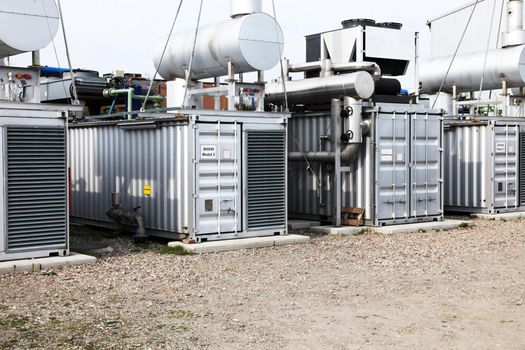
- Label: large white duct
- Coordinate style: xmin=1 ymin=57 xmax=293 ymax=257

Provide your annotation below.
xmin=153 ymin=12 xmax=284 ymax=81
xmin=420 ymin=45 xmax=525 ymax=94
xmin=0 ymin=0 xmax=60 ymax=59
xmin=266 ymin=72 xmax=375 ymax=105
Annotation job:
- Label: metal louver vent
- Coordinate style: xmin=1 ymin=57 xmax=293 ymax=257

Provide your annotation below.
xmin=247 ymin=131 xmax=286 ymax=230
xmin=6 ymin=127 xmax=67 ymax=252
xmin=520 ymin=132 xmax=525 ymax=206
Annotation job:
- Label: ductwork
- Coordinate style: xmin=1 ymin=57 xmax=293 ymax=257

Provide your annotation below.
xmin=266 ymin=71 xmax=375 ymax=105
xmin=288 ymin=97 xmax=368 ymax=164
xmin=287 ymin=59 xmax=382 ymax=81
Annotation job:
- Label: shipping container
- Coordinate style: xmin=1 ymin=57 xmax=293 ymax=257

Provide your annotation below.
xmin=444 ymin=118 xmax=525 ymax=213
xmin=69 ymin=110 xmax=288 ymax=242
xmin=288 ymin=103 xmax=444 ymax=226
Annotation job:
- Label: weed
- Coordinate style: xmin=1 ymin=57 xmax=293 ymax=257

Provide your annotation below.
xmin=168 ymin=310 xmax=196 ymax=319
xmin=135 ymin=243 xmax=193 ymax=255
xmin=459 ymin=223 xmax=471 ymax=229
xmin=0 ymin=314 xmax=30 ymax=330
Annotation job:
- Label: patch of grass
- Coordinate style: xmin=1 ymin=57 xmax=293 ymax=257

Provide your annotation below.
xmin=40 ymin=270 xmax=58 ymax=276
xmin=353 ymin=229 xmax=367 ymax=236
xmin=168 ymin=310 xmax=196 ymax=319
xmin=459 ymin=222 xmax=471 ymax=229
xmin=0 ymin=314 xmax=30 ymax=330
xmin=136 ymin=244 xmax=193 ymax=256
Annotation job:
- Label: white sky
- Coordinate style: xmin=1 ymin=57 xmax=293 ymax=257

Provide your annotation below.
xmin=10 ymin=0 xmax=464 ymax=88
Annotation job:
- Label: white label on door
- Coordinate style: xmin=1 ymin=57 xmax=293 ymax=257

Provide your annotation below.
xmin=201 ymin=145 xmax=217 ymax=159
xmin=222 ymin=149 xmax=232 ymax=160
xmin=496 ymin=142 xmax=506 ymax=153
xmin=397 ymin=153 xmax=404 ymax=162
xmin=381 ymin=149 xmax=393 ymax=162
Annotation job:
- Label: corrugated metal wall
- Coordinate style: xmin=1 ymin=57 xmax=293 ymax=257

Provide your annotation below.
xmin=70 ymin=123 xmax=193 ymax=234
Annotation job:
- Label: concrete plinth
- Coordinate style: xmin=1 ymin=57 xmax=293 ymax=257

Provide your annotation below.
xmin=370 ymin=220 xmax=473 ymax=234
xmin=168 ymin=235 xmax=310 ymax=254
xmin=311 ymin=226 xmax=368 ymax=236
xmin=0 ymin=253 xmax=97 ymax=275
xmin=471 ymin=212 xmax=525 ymax=221
xmin=288 ymin=220 xmax=322 ymax=230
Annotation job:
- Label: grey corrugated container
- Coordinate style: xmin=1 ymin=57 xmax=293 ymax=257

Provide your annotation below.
xmin=0 ymin=103 xmax=76 ymax=261
xmin=444 ymin=117 xmax=525 ymax=214
xmin=288 ymin=103 xmax=444 ymax=226
xmin=69 ymin=110 xmax=288 ymax=242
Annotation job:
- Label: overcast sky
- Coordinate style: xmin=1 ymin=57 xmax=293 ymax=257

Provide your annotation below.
xmin=10 ymin=0 xmax=464 ymax=87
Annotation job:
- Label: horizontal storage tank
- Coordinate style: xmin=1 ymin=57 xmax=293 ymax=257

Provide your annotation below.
xmin=288 ymin=103 xmax=444 ymax=226
xmin=420 ymin=45 xmax=525 ymax=94
xmin=153 ymin=12 xmax=284 ymax=80
xmin=69 ymin=110 xmax=288 ymax=242
xmin=444 ymin=118 xmax=525 ymax=214
xmin=0 ymin=0 xmax=60 ymax=58
xmin=0 ymin=102 xmax=75 ymax=261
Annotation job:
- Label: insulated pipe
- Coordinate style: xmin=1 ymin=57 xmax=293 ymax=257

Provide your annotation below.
xmin=230 ymin=0 xmax=262 ymax=17
xmin=420 ymin=45 xmax=525 ymax=93
xmin=289 ymin=97 xmax=365 ymax=163
xmin=503 ymin=0 xmax=525 ymax=47
xmin=287 ymin=60 xmax=382 ymax=81
xmin=266 ymin=71 xmax=375 ymax=105
xmin=103 ymin=88 xmax=165 ymax=120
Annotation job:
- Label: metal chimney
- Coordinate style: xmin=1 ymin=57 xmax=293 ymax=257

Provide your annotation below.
xmin=230 ymin=0 xmax=262 ymax=18
xmin=502 ymin=0 xmax=525 ymax=47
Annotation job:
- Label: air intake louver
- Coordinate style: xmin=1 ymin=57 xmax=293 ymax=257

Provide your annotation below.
xmin=247 ymin=131 xmax=286 ymax=230
xmin=520 ymin=132 xmax=525 ymax=206
xmin=6 ymin=127 xmax=67 ymax=251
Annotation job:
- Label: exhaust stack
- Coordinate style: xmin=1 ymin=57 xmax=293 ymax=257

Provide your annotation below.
xmin=230 ymin=0 xmax=262 ymax=18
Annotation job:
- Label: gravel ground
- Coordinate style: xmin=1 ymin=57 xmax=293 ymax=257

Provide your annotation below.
xmin=0 ymin=220 xmax=524 ymax=350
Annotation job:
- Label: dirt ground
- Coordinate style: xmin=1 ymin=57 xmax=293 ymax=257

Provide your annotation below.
xmin=0 ymin=219 xmax=524 ymax=350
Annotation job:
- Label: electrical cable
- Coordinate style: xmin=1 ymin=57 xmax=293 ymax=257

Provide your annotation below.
xmin=431 ymin=0 xmax=481 ymax=109
xmin=271 ymin=0 xmax=288 ymax=112
xmin=56 ymin=0 xmax=79 ymax=104
xmin=141 ymin=0 xmax=185 ymax=112
xmin=182 ymin=0 xmax=205 ymax=107
xmin=479 ymin=0 xmax=498 ymax=100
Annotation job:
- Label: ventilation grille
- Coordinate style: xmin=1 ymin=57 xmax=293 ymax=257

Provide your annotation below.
xmin=6 ymin=127 xmax=67 ymax=251
xmin=519 ymin=132 xmax=525 ymax=206
xmin=247 ymin=131 xmax=286 ymax=230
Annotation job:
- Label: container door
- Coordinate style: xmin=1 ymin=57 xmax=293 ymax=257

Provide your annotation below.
xmin=376 ymin=113 xmax=410 ymax=221
xmin=195 ymin=123 xmax=242 ymax=236
xmin=493 ymin=125 xmax=518 ymax=209
xmin=410 ymin=114 xmax=442 ymax=218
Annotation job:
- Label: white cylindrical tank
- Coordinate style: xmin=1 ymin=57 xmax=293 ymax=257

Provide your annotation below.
xmin=420 ymin=45 xmax=525 ymax=94
xmin=503 ymin=0 xmax=525 ymax=48
xmin=0 ymin=0 xmax=60 ymax=59
xmin=153 ymin=13 xmax=284 ymax=81
xmin=230 ymin=0 xmax=262 ymax=18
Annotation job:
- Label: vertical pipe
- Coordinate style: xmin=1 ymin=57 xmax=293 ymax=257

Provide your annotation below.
xmin=332 ymin=98 xmax=342 ymax=227
xmin=127 ymin=89 xmax=133 ymax=120
xmin=344 ymin=96 xmax=363 ymax=143
xmin=31 ymin=51 xmax=41 ymax=67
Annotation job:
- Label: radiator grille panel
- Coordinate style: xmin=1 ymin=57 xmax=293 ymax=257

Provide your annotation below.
xmin=519 ymin=132 xmax=525 ymax=206
xmin=6 ymin=127 xmax=67 ymax=251
xmin=247 ymin=131 xmax=286 ymax=230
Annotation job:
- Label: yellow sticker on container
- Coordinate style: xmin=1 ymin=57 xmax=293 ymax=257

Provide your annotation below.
xmin=144 ymin=185 xmax=152 ymax=196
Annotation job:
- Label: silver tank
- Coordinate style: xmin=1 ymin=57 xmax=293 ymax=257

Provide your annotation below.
xmin=153 ymin=12 xmax=284 ymax=81
xmin=420 ymin=45 xmax=525 ymax=94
